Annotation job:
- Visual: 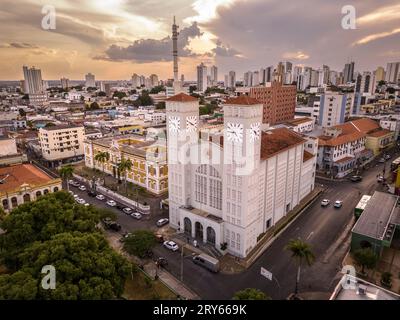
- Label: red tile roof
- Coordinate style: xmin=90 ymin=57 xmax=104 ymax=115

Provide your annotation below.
xmin=0 ymin=164 xmax=58 ymax=195
xmin=260 ymin=128 xmax=306 ymax=160
xmin=368 ymin=129 xmax=392 ymax=138
xmin=318 ymin=132 xmax=366 ymax=147
xmin=166 ymin=93 xmax=198 ymax=102
xmin=225 ymin=95 xmax=261 ymax=105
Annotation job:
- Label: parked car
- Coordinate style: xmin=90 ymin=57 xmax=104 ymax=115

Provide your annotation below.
xmin=79 ymin=185 xmax=87 ymax=191
xmin=156 ymin=257 xmax=168 ymax=268
xmin=163 ymin=240 xmax=179 ymax=252
xmin=385 ymin=154 xmax=391 ymax=160
xmin=87 ymin=190 xmax=96 ymax=197
xmin=116 ymin=204 xmax=125 ymax=211
xmin=157 ymin=218 xmax=169 ymax=227
xmin=96 ymin=194 xmax=105 ymax=201
xmin=84 ymin=203 xmax=90 ymax=207
xmin=377 ymin=175 xmax=384 ymax=183
xmin=76 ymin=198 xmax=86 ymax=205
xmin=73 ymin=194 xmax=79 ymax=199
xmin=131 ymin=212 xmax=142 ymax=220
xmin=69 ymin=180 xmax=79 ymax=187
xmin=378 ymin=158 xmax=385 ymax=163
xmin=192 ymin=254 xmax=220 ymax=273
xmin=122 ymin=207 xmax=133 ymax=214
xmin=102 ymin=218 xmax=121 ymax=231
xmin=350 ymin=175 xmax=363 ymax=182
xmin=334 ymin=200 xmax=343 ymax=208
xmin=321 ymin=199 xmax=330 ymax=207
xmin=106 ymin=200 xmax=117 ymax=207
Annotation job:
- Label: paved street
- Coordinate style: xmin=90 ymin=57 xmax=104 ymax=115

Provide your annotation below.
xmin=70 ymin=149 xmax=399 ymax=300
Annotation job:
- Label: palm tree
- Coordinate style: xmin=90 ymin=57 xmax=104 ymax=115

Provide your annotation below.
xmin=94 ymin=151 xmax=110 ymax=186
xmin=59 ymin=165 xmax=74 ymax=192
xmin=285 ymin=238 xmax=315 ymax=297
xmin=118 ymin=158 xmax=133 ymax=195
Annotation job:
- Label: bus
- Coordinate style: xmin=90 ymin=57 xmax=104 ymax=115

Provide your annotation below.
xmin=354 ymin=195 xmax=371 ymax=219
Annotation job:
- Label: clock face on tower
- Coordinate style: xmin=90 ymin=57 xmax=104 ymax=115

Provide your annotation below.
xmin=250 ymin=122 xmax=261 ymax=142
xmin=226 ymin=123 xmax=244 ymax=143
xmin=186 ymin=116 xmax=197 ymax=132
xmin=168 ymin=116 xmax=180 ymax=133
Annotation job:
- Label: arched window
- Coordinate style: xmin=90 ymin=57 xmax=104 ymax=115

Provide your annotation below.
xmin=36 ymin=191 xmax=42 ymax=198
xmin=11 ymin=197 xmax=18 ymax=208
xmin=23 ymin=194 xmax=31 ymax=203
xmin=43 ymin=189 xmax=49 ymax=195
xmin=53 ymin=187 xmax=59 ymax=192
xmin=2 ymin=199 xmax=9 ymax=210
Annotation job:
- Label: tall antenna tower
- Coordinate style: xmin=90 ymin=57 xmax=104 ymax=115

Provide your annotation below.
xmin=172 ymin=16 xmax=179 ymax=82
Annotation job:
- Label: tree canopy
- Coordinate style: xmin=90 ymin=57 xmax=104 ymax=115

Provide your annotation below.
xmin=134 ymin=91 xmax=154 ymax=107
xmin=123 ymin=230 xmax=156 ymax=258
xmin=353 ymin=248 xmax=378 ymax=274
xmin=233 ymin=288 xmax=270 ymax=300
xmin=0 ymin=192 xmax=129 ymax=299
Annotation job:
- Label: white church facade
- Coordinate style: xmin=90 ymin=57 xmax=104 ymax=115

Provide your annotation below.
xmin=166 ymin=93 xmax=317 ymax=258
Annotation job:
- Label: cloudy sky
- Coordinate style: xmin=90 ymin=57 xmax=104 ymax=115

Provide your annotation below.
xmin=0 ymin=0 xmax=399 ymax=81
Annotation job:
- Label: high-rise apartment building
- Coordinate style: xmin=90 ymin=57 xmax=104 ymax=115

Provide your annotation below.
xmin=249 ymin=81 xmax=297 ymax=125
xmin=343 ymin=62 xmax=355 ymax=83
xmin=85 ymin=73 xmax=96 ymax=88
xmin=22 ymin=66 xmax=44 ymax=94
xmin=60 ymin=77 xmax=69 ymax=90
xmin=197 ymin=63 xmax=208 ymax=92
xmin=313 ymin=91 xmax=353 ymax=127
xmin=385 ymin=62 xmax=400 ymax=83
xmin=210 ymin=66 xmax=218 ymax=86
xmin=150 ymin=74 xmax=159 ymax=87
xmin=131 ymin=73 xmax=140 ymax=88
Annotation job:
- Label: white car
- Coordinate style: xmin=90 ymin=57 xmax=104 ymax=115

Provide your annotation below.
xmin=122 ymin=207 xmax=133 ymax=214
xmin=73 ymin=194 xmax=79 ymax=199
xmin=84 ymin=203 xmax=90 ymax=207
xmin=163 ymin=240 xmax=179 ymax=252
xmin=385 ymin=154 xmax=391 ymax=160
xmin=76 ymin=198 xmax=86 ymax=205
xmin=377 ymin=175 xmax=384 ymax=182
xmin=131 ymin=212 xmax=142 ymax=220
xmin=79 ymin=185 xmax=87 ymax=191
xmin=321 ymin=199 xmax=330 ymax=207
xmin=96 ymin=194 xmax=105 ymax=200
xmin=106 ymin=200 xmax=117 ymax=207
xmin=334 ymin=200 xmax=343 ymax=208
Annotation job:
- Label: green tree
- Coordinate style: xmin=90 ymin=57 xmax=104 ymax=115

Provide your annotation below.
xmin=378 ymin=80 xmax=386 ymax=86
xmin=97 ymin=91 xmax=107 ymax=97
xmin=18 ymin=108 xmax=26 ymax=117
xmin=233 ymin=288 xmax=270 ymax=300
xmin=88 ymin=102 xmax=100 ymax=110
xmin=285 ymin=239 xmax=315 ymax=296
xmin=113 ymin=91 xmax=127 ymax=100
xmin=45 ymin=122 xmax=56 ymax=128
xmin=123 ymin=230 xmax=156 ymax=258
xmin=118 ymin=157 xmax=133 ymax=195
xmin=353 ymin=248 xmax=378 ymax=274
xmin=134 ymin=91 xmax=153 ymax=107
xmin=59 ymin=165 xmax=74 ymax=192
xmin=0 ymin=192 xmax=130 ymax=300
xmin=94 ymin=151 xmax=110 ymax=186
xmin=149 ymin=85 xmax=165 ymax=94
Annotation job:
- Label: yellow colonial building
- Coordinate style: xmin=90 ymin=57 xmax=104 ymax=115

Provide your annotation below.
xmin=365 ymin=129 xmax=395 ymax=156
xmin=0 ymin=163 xmax=62 ymax=212
xmin=84 ymin=134 xmax=168 ymax=195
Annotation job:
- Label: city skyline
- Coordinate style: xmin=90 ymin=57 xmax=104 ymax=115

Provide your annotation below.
xmin=0 ymin=0 xmax=399 ymax=80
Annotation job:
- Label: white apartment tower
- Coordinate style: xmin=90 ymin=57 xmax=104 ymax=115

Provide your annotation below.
xmin=385 ymin=62 xmax=400 ymax=83
xmin=85 ymin=73 xmax=96 ymax=88
xmin=22 ymin=66 xmax=44 ymax=94
xmin=197 ymin=63 xmax=208 ymax=92
xmin=210 ymin=66 xmax=218 ymax=86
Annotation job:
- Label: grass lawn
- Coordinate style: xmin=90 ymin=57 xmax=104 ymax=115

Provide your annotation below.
xmin=123 ymin=270 xmax=177 ymax=300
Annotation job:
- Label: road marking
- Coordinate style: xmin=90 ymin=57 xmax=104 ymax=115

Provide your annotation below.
xmin=306 ymin=231 xmax=314 ymax=240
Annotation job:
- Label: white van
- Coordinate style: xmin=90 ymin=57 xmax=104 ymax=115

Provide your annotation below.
xmin=192 ymin=253 xmax=220 ymax=273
